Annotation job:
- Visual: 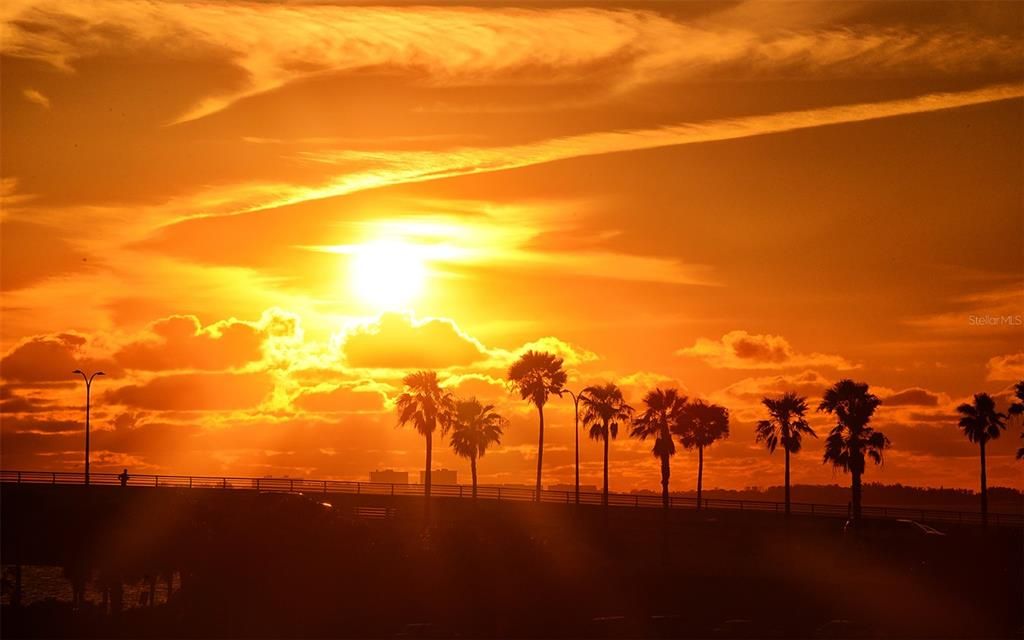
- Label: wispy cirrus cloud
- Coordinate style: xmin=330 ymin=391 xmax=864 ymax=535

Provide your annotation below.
xmin=21 ymin=88 xmax=49 ymax=109
xmin=2 ymin=0 xmax=1020 ymax=123
xmin=152 ymin=81 xmax=1022 ymax=222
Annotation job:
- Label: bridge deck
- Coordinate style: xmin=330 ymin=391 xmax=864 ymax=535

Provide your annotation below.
xmin=2 ymin=469 xmax=1020 ymax=527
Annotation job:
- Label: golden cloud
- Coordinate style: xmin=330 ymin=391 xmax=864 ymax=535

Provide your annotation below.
xmin=292 ymin=382 xmax=388 ymax=414
xmin=987 ymin=352 xmax=1024 ymax=381
xmin=115 ymin=315 xmax=265 ymax=371
xmin=342 ymin=312 xmax=490 ymax=370
xmin=881 ymin=387 xmax=942 ymax=407
xmin=103 ymin=372 xmax=275 ymax=411
xmin=0 ymin=332 xmax=121 ymax=383
xmin=677 ymin=330 xmax=856 ymax=370
xmin=3 ymin=1 xmax=1018 ymax=122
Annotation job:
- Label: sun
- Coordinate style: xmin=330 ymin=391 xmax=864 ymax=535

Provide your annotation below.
xmin=349 ymin=240 xmax=427 ymax=310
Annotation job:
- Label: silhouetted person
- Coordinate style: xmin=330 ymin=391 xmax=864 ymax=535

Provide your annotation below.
xmin=119 ymin=468 xmax=130 ymax=486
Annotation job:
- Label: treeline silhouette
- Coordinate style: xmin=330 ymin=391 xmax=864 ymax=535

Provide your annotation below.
xmin=396 ymin=353 xmax=1024 ymax=526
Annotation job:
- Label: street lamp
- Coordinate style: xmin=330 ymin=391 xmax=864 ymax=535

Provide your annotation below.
xmin=73 ymin=370 xmax=104 ymax=485
xmin=560 ymin=388 xmax=583 ymax=505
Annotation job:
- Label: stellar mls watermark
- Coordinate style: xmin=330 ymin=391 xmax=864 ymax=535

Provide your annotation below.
xmin=967 ymin=314 xmax=1023 ymax=326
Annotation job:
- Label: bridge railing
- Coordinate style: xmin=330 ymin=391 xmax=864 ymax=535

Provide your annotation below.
xmin=2 ymin=469 xmax=1020 ymax=527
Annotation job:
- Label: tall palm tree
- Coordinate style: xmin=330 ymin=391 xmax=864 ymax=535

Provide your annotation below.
xmin=449 ymin=398 xmax=505 ymax=498
xmin=755 ymin=392 xmax=817 ymax=516
xmin=507 ymin=351 xmax=567 ymax=501
xmin=579 ymin=383 xmax=633 ymax=506
xmin=818 ymin=379 xmax=889 ymax=523
xmin=677 ymin=400 xmax=730 ymax=510
xmin=630 ymin=388 xmax=687 ymax=509
xmin=956 ymin=392 xmax=1007 ymax=525
xmin=396 ymin=370 xmax=453 ymax=503
xmin=1008 ymin=380 xmax=1024 ymax=460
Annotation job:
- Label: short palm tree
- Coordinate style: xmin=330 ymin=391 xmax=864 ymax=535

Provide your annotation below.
xmin=677 ymin=400 xmax=730 ymax=510
xmin=630 ymin=388 xmax=687 ymax=509
xmin=449 ymin=398 xmax=505 ymax=498
xmin=507 ymin=351 xmax=567 ymax=501
xmin=1008 ymin=380 xmax=1024 ymax=460
xmin=579 ymin=383 xmax=633 ymax=506
xmin=818 ymin=379 xmax=889 ymax=523
xmin=396 ymin=370 xmax=453 ymax=502
xmin=755 ymin=392 xmax=816 ymax=516
xmin=956 ymin=392 xmax=1007 ymax=525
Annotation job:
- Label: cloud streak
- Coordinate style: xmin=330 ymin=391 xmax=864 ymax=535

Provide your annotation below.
xmin=2 ymin=1 xmax=1019 ymax=122
xmin=275 ymin=82 xmax=1024 ymax=212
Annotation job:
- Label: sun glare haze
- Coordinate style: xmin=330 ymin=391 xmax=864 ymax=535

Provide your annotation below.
xmin=349 ymin=239 xmax=428 ymax=311
xmin=0 ymin=0 xmax=1022 ymax=636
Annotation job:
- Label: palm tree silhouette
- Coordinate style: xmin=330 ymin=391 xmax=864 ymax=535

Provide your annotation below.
xmin=579 ymin=383 xmax=633 ymax=506
xmin=755 ymin=392 xmax=817 ymax=516
xmin=630 ymin=388 xmax=687 ymax=509
xmin=818 ymin=379 xmax=889 ymax=523
xmin=1008 ymin=380 xmax=1024 ymax=460
xmin=449 ymin=398 xmax=505 ymax=498
xmin=507 ymin=351 xmax=567 ymax=501
xmin=396 ymin=370 xmax=454 ymax=504
xmin=956 ymin=392 xmax=1007 ymax=525
xmin=677 ymin=400 xmax=730 ymax=510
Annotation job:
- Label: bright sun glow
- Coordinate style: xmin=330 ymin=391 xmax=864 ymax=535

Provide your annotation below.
xmin=350 ymin=240 xmax=427 ymax=310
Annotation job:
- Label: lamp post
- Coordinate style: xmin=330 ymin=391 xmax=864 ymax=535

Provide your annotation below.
xmin=560 ymin=388 xmax=582 ymax=504
xmin=73 ymin=370 xmax=104 ymax=485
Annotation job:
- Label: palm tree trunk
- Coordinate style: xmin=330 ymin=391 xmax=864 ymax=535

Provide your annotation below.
xmin=784 ymin=448 xmax=791 ymax=517
xmin=696 ymin=445 xmax=704 ymax=510
xmin=980 ymin=440 xmax=988 ymax=526
xmin=535 ymin=404 xmax=545 ymax=501
xmin=471 ymin=455 xmax=478 ymax=499
xmin=851 ymin=470 xmax=862 ymax=522
xmin=660 ymin=453 xmax=670 ymax=510
xmin=602 ymin=427 xmax=609 ymax=507
xmin=425 ymin=430 xmax=432 ymax=499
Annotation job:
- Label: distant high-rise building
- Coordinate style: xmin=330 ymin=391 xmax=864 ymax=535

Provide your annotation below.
xmin=419 ymin=469 xmax=457 ymax=485
xmin=369 ymin=469 xmax=409 ymax=484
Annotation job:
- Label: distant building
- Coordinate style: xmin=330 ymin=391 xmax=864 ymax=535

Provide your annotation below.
xmin=419 ymin=469 xmax=457 ymax=485
xmin=550 ymin=483 xmax=599 ymax=493
xmin=370 ymin=469 xmax=408 ymax=484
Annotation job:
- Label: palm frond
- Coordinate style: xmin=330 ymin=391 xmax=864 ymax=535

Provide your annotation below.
xmin=677 ymin=400 xmax=729 ymax=450
xmin=957 ymin=393 xmax=1007 ymax=445
xmin=507 ymin=350 xmax=567 ymax=408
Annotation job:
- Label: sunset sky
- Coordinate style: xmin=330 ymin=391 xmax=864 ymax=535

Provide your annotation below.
xmin=2 ymin=0 xmax=1022 ymax=493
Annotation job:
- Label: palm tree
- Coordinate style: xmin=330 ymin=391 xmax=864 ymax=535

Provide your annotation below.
xmin=1008 ymin=380 xmax=1024 ymax=460
xmin=818 ymin=379 xmax=889 ymax=523
xmin=755 ymin=392 xmax=817 ymax=516
xmin=507 ymin=351 xmax=567 ymax=501
xmin=956 ymin=392 xmax=1007 ymax=525
xmin=630 ymin=388 xmax=687 ymax=509
xmin=396 ymin=370 xmax=453 ymax=503
xmin=579 ymin=383 xmax=633 ymax=506
xmin=449 ymin=398 xmax=505 ymax=498
xmin=677 ymin=400 xmax=730 ymax=510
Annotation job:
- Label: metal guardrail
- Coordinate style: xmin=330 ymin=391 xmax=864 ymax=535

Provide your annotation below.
xmin=2 ymin=469 xmax=1020 ymax=527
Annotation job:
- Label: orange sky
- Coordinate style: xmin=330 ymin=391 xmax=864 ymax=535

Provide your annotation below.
xmin=1 ymin=0 xmax=1022 ymax=492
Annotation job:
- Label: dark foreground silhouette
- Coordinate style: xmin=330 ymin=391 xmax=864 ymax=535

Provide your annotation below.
xmin=2 ymin=484 xmax=1021 ymax=638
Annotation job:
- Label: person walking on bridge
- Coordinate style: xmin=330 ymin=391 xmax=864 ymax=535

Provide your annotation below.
xmin=118 ymin=468 xmax=130 ymax=487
